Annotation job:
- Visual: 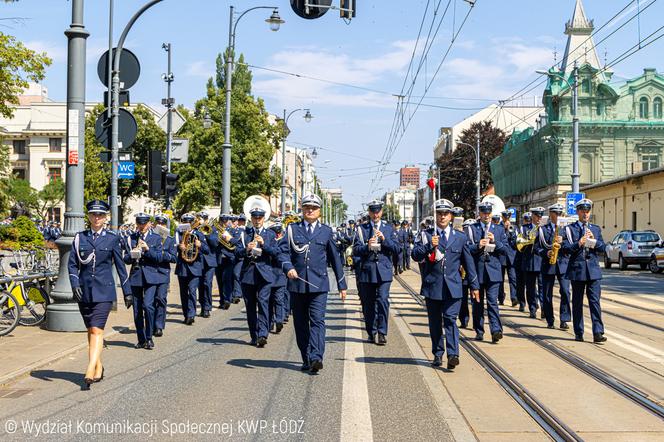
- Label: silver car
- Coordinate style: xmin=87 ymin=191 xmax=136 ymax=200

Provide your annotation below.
xmin=604 ymin=230 xmax=662 ymax=270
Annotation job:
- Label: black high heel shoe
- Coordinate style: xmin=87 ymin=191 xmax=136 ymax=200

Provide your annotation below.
xmin=93 ymin=366 xmax=104 ymax=383
xmin=82 ymin=376 xmax=94 ymax=391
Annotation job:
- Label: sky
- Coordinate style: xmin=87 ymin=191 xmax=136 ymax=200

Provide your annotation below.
xmin=3 ymin=0 xmax=664 ymax=215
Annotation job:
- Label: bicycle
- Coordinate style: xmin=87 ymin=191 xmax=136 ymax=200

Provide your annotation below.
xmin=0 ymin=252 xmax=51 ymax=326
xmin=0 ymin=289 xmax=20 ymax=336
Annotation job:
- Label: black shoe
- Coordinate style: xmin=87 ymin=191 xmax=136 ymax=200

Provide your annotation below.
xmin=491 ymin=331 xmax=503 ymax=343
xmin=529 ymin=312 xmax=536 ymax=319
xmin=93 ymin=366 xmax=104 ymax=383
xmin=275 ymin=322 xmax=283 ymax=334
xmin=284 ymin=317 xmax=289 ymax=323
xmin=153 ymin=328 xmax=163 ymax=337
xmin=547 ymin=324 xmax=555 ymax=329
xmin=511 ymin=300 xmax=518 ymax=307
xmin=540 ymin=311 xmax=545 ymax=319
xmin=560 ymin=322 xmax=569 ymax=330
xmin=575 ymin=335 xmax=584 ymax=342
xmin=593 ymin=333 xmax=607 ymax=343
xmin=367 ymin=334 xmax=375 ymax=343
xmin=135 ymin=341 xmax=146 ymax=349
xmin=309 ymin=359 xmax=323 ymax=374
xmin=432 ymin=355 xmax=442 ymax=367
xmin=256 ymin=336 xmax=267 ymax=348
xmin=301 ymin=362 xmax=310 ymax=371
xmin=518 ymin=305 xmax=525 ymax=312
xmin=232 ymin=298 xmax=241 ymax=304
xmin=460 ymin=322 xmax=468 ymax=329
xmin=145 ymin=339 xmax=155 ymax=350
xmin=82 ymin=377 xmax=93 ymax=390
xmin=249 ymin=339 xmax=257 ymax=346
xmin=221 ymin=301 xmax=231 ymax=310
xmin=475 ymin=333 xmax=484 ymax=341
xmin=376 ymin=333 xmax=387 ymax=346
xmin=499 ymin=300 xmax=505 ymax=305
xmin=202 ymin=311 xmax=211 ymax=318
xmin=447 ymin=355 xmax=460 ymax=370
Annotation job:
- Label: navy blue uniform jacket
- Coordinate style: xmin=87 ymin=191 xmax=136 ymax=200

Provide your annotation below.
xmin=535 ymin=222 xmax=569 ymax=275
xmin=122 ymin=230 xmax=165 ymax=286
xmin=235 ymin=226 xmax=277 ymax=284
xmin=562 ymin=222 xmax=605 ymax=281
xmin=352 ymin=221 xmax=399 ymax=283
xmin=466 ymin=221 xmax=507 ymax=284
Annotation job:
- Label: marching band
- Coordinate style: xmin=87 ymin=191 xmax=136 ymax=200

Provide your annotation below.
xmin=68 ymin=192 xmax=607 ymax=385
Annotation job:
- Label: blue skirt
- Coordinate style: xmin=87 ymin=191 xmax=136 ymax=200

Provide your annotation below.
xmin=78 ymin=301 xmax=113 ymax=329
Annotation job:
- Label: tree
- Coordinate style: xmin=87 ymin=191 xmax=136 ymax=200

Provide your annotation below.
xmin=36 ymin=178 xmax=65 ymax=220
xmin=0 ymin=143 xmax=11 ymax=216
xmin=7 ymin=178 xmax=38 ymax=216
xmin=174 ymin=52 xmax=281 ymax=215
xmin=331 ymin=198 xmax=348 ymax=224
xmin=0 ymin=32 xmax=51 ymax=119
xmin=436 ymin=121 xmax=509 ymax=215
xmin=382 ymin=203 xmax=399 ymax=222
xmin=83 ymin=104 xmax=167 ymax=219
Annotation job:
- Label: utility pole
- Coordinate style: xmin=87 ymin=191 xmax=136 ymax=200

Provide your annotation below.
xmin=476 ymin=131 xmax=481 ymax=216
xmin=47 ymin=0 xmax=89 ymax=331
xmin=280 ymin=109 xmax=287 ymax=214
xmin=571 ymin=61 xmax=580 ymax=193
xmin=162 ymin=42 xmax=174 ymax=208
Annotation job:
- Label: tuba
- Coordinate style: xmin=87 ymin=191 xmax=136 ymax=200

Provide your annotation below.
xmin=243 ymin=195 xmax=272 ymax=257
xmin=181 ymin=218 xmax=201 ymax=263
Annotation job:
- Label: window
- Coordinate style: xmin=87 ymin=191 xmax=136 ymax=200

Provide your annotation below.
xmin=639 ymin=147 xmax=660 ymax=171
xmin=582 ymin=79 xmax=591 ymax=93
xmin=12 ymin=168 xmax=26 ymax=179
xmin=49 ymin=138 xmax=62 ymax=152
xmin=616 ymin=234 xmax=626 ymax=245
xmin=596 ymin=101 xmax=604 ymax=117
xmin=48 ymin=167 xmax=62 ymax=183
xmin=632 ymin=232 xmax=659 ymax=242
xmin=12 ymin=140 xmax=26 ymax=154
xmin=654 ymin=97 xmax=663 ymax=119
xmin=579 ymin=154 xmax=594 ymax=185
xmin=47 ymin=208 xmax=61 ymax=224
xmin=639 ymin=97 xmax=649 ymax=118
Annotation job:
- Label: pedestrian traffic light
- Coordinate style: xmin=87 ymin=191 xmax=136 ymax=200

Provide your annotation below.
xmin=290 ymin=0 xmax=332 ymax=19
xmin=163 ymin=171 xmax=179 ymax=199
xmin=148 ymin=150 xmax=162 ymax=199
xmin=340 ymin=0 xmax=355 ymax=18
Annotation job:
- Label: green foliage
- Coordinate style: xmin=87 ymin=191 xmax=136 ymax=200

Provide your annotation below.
xmin=0 ymin=215 xmax=44 ymax=250
xmin=0 ymin=143 xmax=10 ymax=216
xmin=174 ymin=52 xmax=280 ymax=215
xmin=7 ymin=178 xmax=38 ymax=213
xmin=0 ymin=32 xmax=51 ymax=119
xmin=331 ymin=198 xmax=348 ymax=223
xmin=83 ymin=104 xmax=167 ymax=217
xmin=36 ymin=178 xmax=64 ymax=220
xmin=382 ymin=204 xmax=400 ymax=222
xmin=436 ymin=121 xmax=509 ymax=214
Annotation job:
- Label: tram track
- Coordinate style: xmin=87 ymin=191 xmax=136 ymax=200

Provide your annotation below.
xmin=398 ymin=271 xmax=664 ymax=421
xmin=394 ymin=274 xmax=583 ymax=442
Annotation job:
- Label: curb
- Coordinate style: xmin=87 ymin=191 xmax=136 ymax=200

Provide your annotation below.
xmin=0 ymin=323 xmax=132 ymax=387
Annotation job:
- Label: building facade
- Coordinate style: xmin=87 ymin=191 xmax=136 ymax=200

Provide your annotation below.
xmin=383 ymin=187 xmax=416 ymax=224
xmin=490 ymin=0 xmax=664 ymax=214
xmin=268 ymin=145 xmax=317 ymax=215
xmin=399 ymin=166 xmax=420 ymax=188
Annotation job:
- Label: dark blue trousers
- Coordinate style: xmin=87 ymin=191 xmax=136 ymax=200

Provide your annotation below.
xmin=283 ymin=289 xmax=291 ymax=321
xmin=516 ymin=268 xmax=526 ymax=308
xmin=131 ymin=283 xmax=156 ymax=343
xmin=232 ymin=260 xmax=243 ymax=300
xmin=154 ymin=281 xmax=169 ymax=330
xmin=292 ymin=291 xmax=328 ymax=363
xmin=241 ymin=282 xmax=271 ymax=342
xmin=525 ymin=272 xmax=540 ymax=314
xmin=178 ymin=275 xmax=199 ymax=320
xmin=472 ymin=281 xmax=502 ymax=335
xmin=537 ymin=272 xmax=544 ymax=306
xmin=426 ymin=296 xmax=461 ymax=357
xmin=358 ymin=281 xmax=391 ymax=337
xmin=499 ymin=264 xmax=517 ymax=303
xmin=571 ymin=280 xmax=604 ymax=336
xmin=402 ymin=246 xmax=411 ymax=269
xmin=215 ymin=261 xmax=235 ymax=305
xmin=198 ymin=265 xmax=215 ymax=313
xmin=542 ymin=273 xmax=572 ymax=326
xmin=270 ymin=286 xmax=286 ymax=326
xmin=459 ymin=284 xmax=470 ymax=327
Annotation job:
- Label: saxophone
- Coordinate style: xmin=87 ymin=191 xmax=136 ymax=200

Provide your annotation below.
xmin=549 ymin=223 xmax=561 ymax=265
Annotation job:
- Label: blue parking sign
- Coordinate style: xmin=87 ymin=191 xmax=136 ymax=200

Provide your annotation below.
xmin=566 ymin=192 xmax=585 ymax=216
xmin=507 ymin=207 xmax=517 ymax=222
xmin=118 ymin=161 xmax=135 ymax=179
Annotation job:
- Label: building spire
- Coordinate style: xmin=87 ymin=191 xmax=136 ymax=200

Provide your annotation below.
xmin=560 ymin=0 xmax=605 ymax=81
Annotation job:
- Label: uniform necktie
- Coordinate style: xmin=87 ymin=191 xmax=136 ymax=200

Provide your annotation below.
xmin=440 ymin=229 xmax=448 ymax=248
xmin=307 ymin=223 xmax=313 ymax=236
xmin=92 ymin=232 xmax=99 ymax=242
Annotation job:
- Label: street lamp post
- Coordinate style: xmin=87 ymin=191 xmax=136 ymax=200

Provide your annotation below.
xmin=224 ymin=5 xmax=283 ymax=214
xmin=162 ymin=42 xmax=174 ymax=208
xmin=279 ymin=109 xmax=312 ymax=214
xmin=457 ymin=133 xmax=481 ymax=216
xmin=537 ymin=61 xmax=579 ymax=192
xmin=47 ymin=0 xmax=89 ymax=331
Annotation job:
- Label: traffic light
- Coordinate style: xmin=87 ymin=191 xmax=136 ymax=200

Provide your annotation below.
xmin=163 ymin=171 xmax=179 ymax=199
xmin=340 ymin=0 xmax=355 ymax=19
xmin=148 ymin=150 xmax=162 ymax=199
xmin=290 ymin=0 xmax=332 ymax=19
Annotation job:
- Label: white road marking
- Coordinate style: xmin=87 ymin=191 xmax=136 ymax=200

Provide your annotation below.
xmin=603 ymin=330 xmax=664 ymax=363
xmin=340 ymin=298 xmax=374 ymax=442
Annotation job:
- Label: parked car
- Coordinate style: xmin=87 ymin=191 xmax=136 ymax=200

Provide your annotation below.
xmin=604 ymin=230 xmax=662 ymax=270
xmin=648 ymin=241 xmax=664 ymax=274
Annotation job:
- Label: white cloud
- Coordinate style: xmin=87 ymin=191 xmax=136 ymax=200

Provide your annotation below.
xmin=25 ymin=40 xmax=66 ymax=63
xmin=185 ymin=61 xmax=214 ymax=79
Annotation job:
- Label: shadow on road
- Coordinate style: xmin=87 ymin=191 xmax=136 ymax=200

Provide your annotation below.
xmin=30 ymin=369 xmax=82 ymax=387
xmin=226 ymin=358 xmax=302 ymax=371
xmin=197 ymin=337 xmax=248 ymax=346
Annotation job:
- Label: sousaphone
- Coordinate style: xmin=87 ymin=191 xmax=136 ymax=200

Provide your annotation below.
xmin=243 ymin=195 xmax=272 ymax=226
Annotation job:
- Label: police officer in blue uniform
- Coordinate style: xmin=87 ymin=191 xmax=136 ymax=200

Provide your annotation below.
xmin=412 ymin=199 xmax=479 ymax=368
xmin=400 ymin=220 xmax=413 ymax=271
xmin=458 ymin=218 xmax=476 ymax=328
xmin=535 ymin=203 xmax=572 ymax=329
xmin=279 ymin=194 xmax=347 ymax=373
xmin=215 ymin=214 xmax=236 ymax=310
xmin=68 ymin=200 xmax=132 ymax=389
xmin=269 ymin=220 xmax=287 ymax=334
xmin=123 ymin=213 xmax=163 ymax=349
xmin=196 ymin=211 xmax=218 ymax=318
xmin=562 ymin=199 xmax=607 ymax=343
xmin=353 ymin=200 xmax=399 ymax=345
xmin=175 ymin=213 xmax=209 ymax=325
xmin=235 ymin=203 xmax=277 ymax=347
xmin=232 ymin=214 xmax=247 ymax=304
xmin=499 ymin=210 xmax=519 ymax=307
xmin=520 ymin=207 xmax=544 ymax=318
xmin=466 ymin=202 xmax=507 ymax=343
xmin=392 ymin=220 xmax=403 ymax=275
xmin=153 ymin=214 xmax=176 ymax=337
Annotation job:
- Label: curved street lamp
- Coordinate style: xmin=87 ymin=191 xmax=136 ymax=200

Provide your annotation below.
xmin=279 ymin=108 xmax=313 ymax=213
